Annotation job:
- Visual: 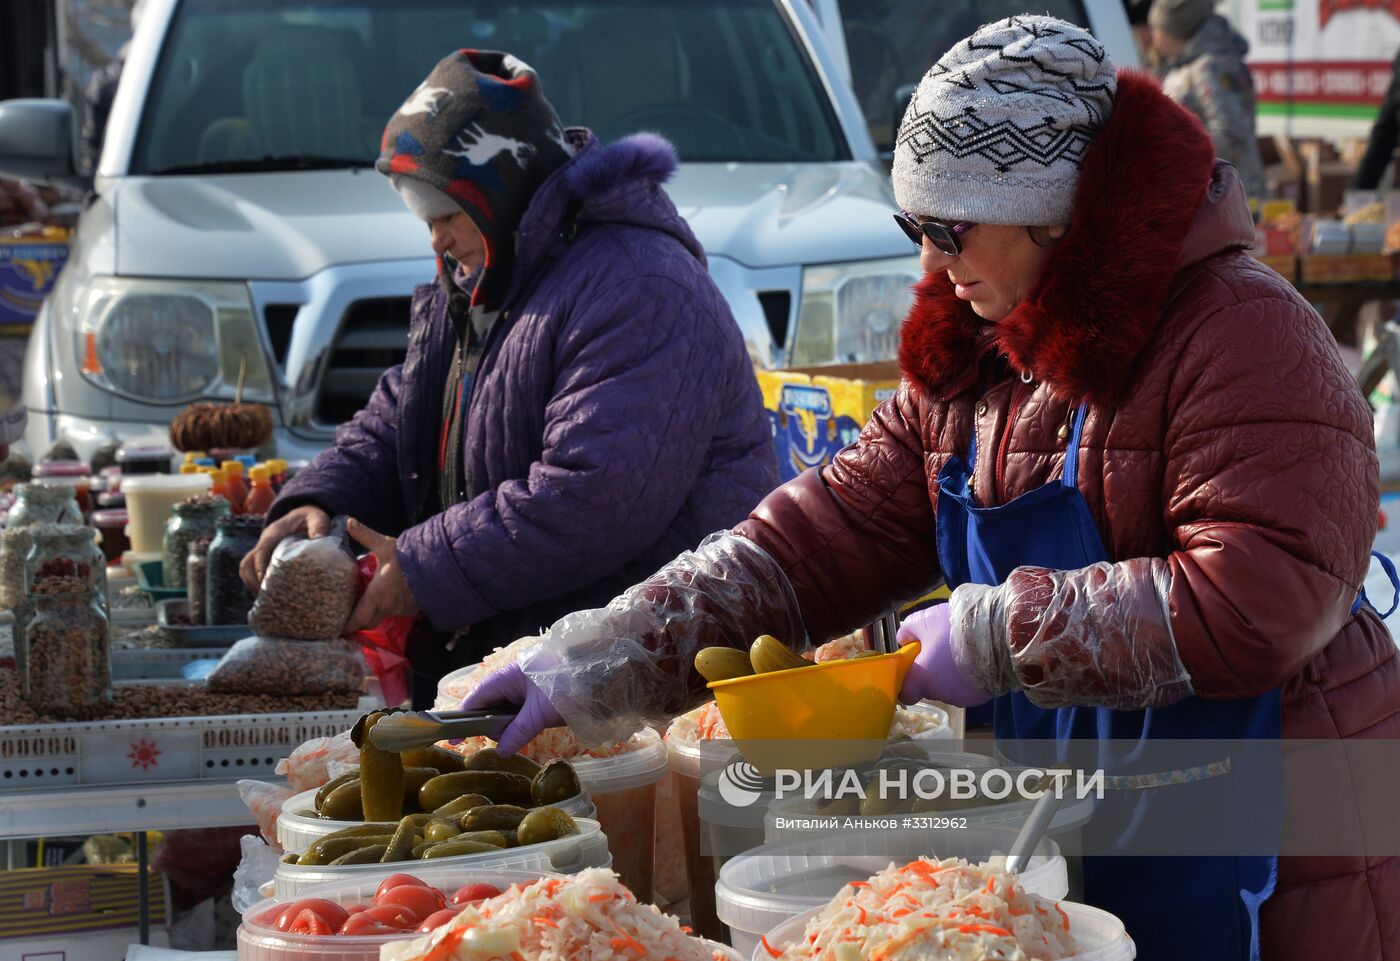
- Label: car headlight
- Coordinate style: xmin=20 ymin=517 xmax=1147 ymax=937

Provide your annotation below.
xmin=58 ymin=275 xmax=275 ymax=404
xmin=791 ymin=256 xmax=921 ymax=366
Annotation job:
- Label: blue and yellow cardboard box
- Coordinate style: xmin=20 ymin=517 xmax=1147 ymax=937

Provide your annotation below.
xmin=758 ymin=361 xmax=902 ymax=482
xmin=0 ymin=227 xmax=71 ymax=334
xmin=0 ymin=863 xmax=171 ymax=959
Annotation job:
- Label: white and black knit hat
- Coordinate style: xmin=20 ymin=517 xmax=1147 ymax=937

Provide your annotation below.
xmin=892 ymin=16 xmax=1117 ymax=227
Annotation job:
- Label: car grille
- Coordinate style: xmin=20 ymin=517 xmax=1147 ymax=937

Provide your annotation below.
xmin=314 ymin=296 xmax=412 ymax=425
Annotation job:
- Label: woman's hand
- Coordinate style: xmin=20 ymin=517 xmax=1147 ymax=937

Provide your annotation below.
xmin=460 ymin=663 xmax=565 ymax=756
xmin=896 ymin=604 xmax=993 ymax=708
xmin=240 ymin=504 xmax=331 ymax=592
xmin=343 ymin=518 xmax=420 ymax=634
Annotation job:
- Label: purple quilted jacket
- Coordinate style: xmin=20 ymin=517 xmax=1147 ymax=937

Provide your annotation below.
xmin=271 ymin=131 xmax=779 ymax=666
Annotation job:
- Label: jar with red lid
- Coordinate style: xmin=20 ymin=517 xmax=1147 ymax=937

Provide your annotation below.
xmin=90 ymin=509 xmax=130 ymax=566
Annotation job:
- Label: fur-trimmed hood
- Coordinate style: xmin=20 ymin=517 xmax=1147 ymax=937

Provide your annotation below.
xmin=514 ymin=129 xmax=704 ymax=284
xmin=898 ymin=70 xmax=1255 ymax=406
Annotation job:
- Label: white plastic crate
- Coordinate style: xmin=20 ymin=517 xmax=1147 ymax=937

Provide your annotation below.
xmin=0 ymin=706 xmax=369 ymax=788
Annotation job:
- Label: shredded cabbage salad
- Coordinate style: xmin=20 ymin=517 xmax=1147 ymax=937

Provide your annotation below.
xmin=380 ymin=868 xmax=727 ymax=961
xmin=768 ymin=858 xmax=1077 ymax=961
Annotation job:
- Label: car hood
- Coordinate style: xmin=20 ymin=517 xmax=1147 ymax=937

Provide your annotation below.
xmin=111 ymin=160 xmax=907 ymax=280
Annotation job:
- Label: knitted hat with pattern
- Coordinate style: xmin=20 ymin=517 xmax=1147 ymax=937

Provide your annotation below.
xmin=892 ymin=16 xmax=1117 ymax=227
xmin=378 ymin=50 xmax=571 ymax=310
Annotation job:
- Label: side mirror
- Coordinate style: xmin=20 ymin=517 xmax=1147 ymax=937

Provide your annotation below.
xmin=891 ymin=83 xmax=918 ymax=153
xmin=0 ymin=99 xmax=86 ymax=189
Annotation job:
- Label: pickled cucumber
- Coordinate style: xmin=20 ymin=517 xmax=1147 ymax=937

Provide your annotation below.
xmin=360 ymin=713 xmax=405 ymax=823
xmin=380 ymin=816 xmax=421 ymax=862
xmin=419 ymin=771 xmax=533 ymax=810
xmin=399 ymin=745 xmax=466 ymax=776
xmin=328 ymin=844 xmax=389 ymax=866
xmin=693 ymin=646 xmax=755 ymax=683
xmin=422 ymin=818 xmax=463 ymax=844
xmin=319 ymin=781 xmax=365 ymax=822
xmin=401 ymin=767 xmax=439 ymax=813
xmin=530 ymin=760 xmax=581 ymax=806
xmin=431 ymin=793 xmax=492 ymax=818
xmin=516 ymin=807 xmax=578 ymax=847
xmin=463 ymin=748 xmax=542 ymax=780
xmin=749 ymin=634 xmax=811 ymax=674
xmin=316 ymin=822 xmax=400 ymax=842
xmin=419 ymin=838 xmax=503 ymax=859
xmin=314 ymin=771 xmax=360 ymax=813
xmin=458 ymin=804 xmax=531 ymax=834
xmin=297 ymin=833 xmax=395 ymax=865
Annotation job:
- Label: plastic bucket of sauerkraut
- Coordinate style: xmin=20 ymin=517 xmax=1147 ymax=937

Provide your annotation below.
xmin=716 ymin=826 xmax=1069 ymax=959
xmin=755 ymin=899 xmax=1135 ymax=961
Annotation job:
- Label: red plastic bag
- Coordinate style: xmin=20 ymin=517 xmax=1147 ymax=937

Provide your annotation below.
xmin=349 ymin=553 xmax=414 ymax=708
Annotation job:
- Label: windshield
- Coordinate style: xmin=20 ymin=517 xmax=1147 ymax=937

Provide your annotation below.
xmin=133 ymin=0 xmax=849 ymax=174
xmin=836 ymin=0 xmax=1092 ymax=155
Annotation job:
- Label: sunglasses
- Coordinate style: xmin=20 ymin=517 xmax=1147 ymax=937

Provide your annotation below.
xmin=894 ymin=211 xmax=977 ymax=256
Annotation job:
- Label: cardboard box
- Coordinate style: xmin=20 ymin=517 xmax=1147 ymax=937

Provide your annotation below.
xmin=0 ymin=864 xmax=170 ymax=961
xmin=1256 ymin=254 xmax=1299 ymax=282
xmin=757 ymin=361 xmax=901 ymax=482
xmin=0 ymin=229 xmax=70 ymax=334
xmin=1306 ymin=160 xmax=1356 ymax=216
xmin=1298 ymin=253 xmax=1397 ymax=284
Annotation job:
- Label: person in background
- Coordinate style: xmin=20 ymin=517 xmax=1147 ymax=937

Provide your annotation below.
xmin=1123 ymin=0 xmax=1157 ymax=68
xmin=242 ymin=50 xmax=779 ymax=704
xmin=465 ymin=16 xmax=1397 ymax=961
xmin=1151 ymin=0 xmax=1265 ymax=202
xmin=1353 ymin=47 xmax=1400 ymax=190
xmin=81 ymin=0 xmax=146 ymax=173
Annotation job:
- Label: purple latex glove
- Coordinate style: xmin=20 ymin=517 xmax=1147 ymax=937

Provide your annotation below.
xmin=460 ymin=663 xmax=565 ymax=756
xmin=896 ymin=604 xmax=993 ymax=708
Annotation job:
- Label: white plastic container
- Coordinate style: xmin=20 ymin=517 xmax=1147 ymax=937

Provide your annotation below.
xmin=716 ymin=826 xmax=1069 ymax=959
xmin=122 ymin=473 xmax=212 ymax=555
xmin=273 ymin=816 xmax=611 ymax=898
xmin=241 ymin=865 xmax=552 ymax=961
xmin=276 ymin=787 xmax=597 ymax=855
xmin=571 ymin=727 xmax=669 ymax=905
xmin=755 ymin=899 xmax=1136 ymax=961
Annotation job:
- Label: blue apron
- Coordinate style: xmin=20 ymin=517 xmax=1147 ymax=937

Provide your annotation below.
xmin=936 ymin=400 xmax=1285 ymax=961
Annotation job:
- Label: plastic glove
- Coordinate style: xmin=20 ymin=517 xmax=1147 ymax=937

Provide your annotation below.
xmin=896 ymin=604 xmax=993 ymax=708
xmin=517 ymin=532 xmax=808 ymax=747
xmin=460 ymin=662 xmax=564 ymax=756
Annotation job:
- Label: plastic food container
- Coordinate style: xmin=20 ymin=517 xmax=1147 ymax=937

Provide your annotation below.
xmin=90 ymin=508 xmax=130 ymax=565
xmin=698 ymin=766 xmax=773 ymax=876
xmin=716 ymin=826 xmax=1068 ymax=959
xmin=755 ymin=899 xmax=1136 ymax=961
xmin=116 ymin=446 xmax=173 ymax=475
xmin=240 ymin=865 xmax=553 ymax=961
xmin=272 ymin=816 xmax=611 ymax=899
xmin=666 ymin=736 xmax=744 ymax=942
xmin=32 ymin=460 xmax=93 ymax=514
xmin=570 ymin=727 xmax=668 ymax=905
xmin=276 ymin=786 xmax=599 ymax=855
xmin=123 ymin=473 xmax=212 ymax=555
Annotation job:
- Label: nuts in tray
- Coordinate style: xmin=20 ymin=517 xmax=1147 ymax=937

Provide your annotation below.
xmin=205 ymin=637 xmax=366 ymax=696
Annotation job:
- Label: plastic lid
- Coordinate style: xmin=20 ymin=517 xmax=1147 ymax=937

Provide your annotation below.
xmin=236 ymin=454 xmax=257 ymax=469
xmin=268 ymin=459 xmax=288 ymax=473
xmin=569 ymin=728 xmax=669 ymax=795
xmin=698 ymin=767 xmax=775 ymax=831
xmin=209 ymin=469 xmax=227 ymax=483
xmin=179 ymin=464 xmax=200 ymax=475
xmin=666 ymin=736 xmax=743 ymax=781
xmin=182 ymin=451 xmax=207 ymax=462
xmin=33 ymin=459 xmax=89 ymax=478
xmin=116 ymin=446 xmax=173 ymax=464
xmin=120 ymin=473 xmax=213 ymax=493
xmin=249 ymin=465 xmax=271 ymax=484
xmin=96 ymin=491 xmax=125 ymax=508
xmin=221 ymin=460 xmax=245 ymax=476
xmin=194 ymin=457 xmax=215 ymax=467
xmin=90 ymin=508 xmax=129 ymax=525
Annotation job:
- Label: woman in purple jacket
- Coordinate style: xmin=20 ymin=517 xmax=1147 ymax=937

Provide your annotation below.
xmin=241 ymin=50 xmax=778 ymax=704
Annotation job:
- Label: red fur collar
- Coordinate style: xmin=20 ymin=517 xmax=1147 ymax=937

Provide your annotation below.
xmin=898 ymin=71 xmax=1225 ymax=405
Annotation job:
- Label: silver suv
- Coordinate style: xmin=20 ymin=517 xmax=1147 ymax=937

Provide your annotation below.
xmin=1 ymin=0 xmax=1133 ymax=461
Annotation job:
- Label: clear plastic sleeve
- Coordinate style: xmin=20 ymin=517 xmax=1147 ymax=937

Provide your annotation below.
xmin=205 ymin=636 xmax=366 ymax=696
xmin=236 ymin=778 xmax=295 ymax=847
xmin=519 ymin=532 xmax=807 ymax=746
xmin=247 ymin=518 xmax=361 ymax=639
xmin=950 ymin=558 xmax=1194 ymax=709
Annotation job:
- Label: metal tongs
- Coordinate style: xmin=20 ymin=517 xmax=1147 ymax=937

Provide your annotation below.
xmin=362 ymin=709 xmax=518 ymax=752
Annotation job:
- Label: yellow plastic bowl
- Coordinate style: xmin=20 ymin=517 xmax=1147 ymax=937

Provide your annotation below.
xmin=707 ymin=642 xmax=921 ymax=774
